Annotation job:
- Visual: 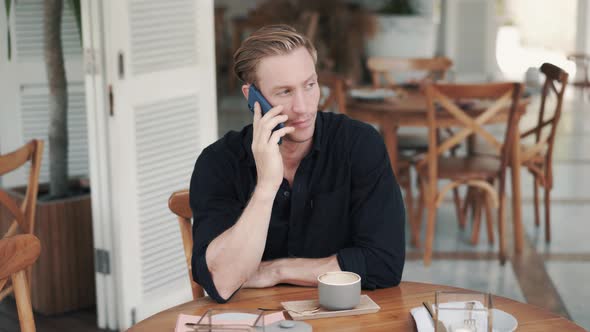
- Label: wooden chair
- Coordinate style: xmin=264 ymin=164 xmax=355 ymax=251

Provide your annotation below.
xmin=0 ymin=140 xmax=44 ymax=302
xmin=168 ymin=190 xmax=204 ymax=300
xmin=520 ymin=63 xmax=568 ymax=243
xmin=567 ymin=53 xmax=590 ymax=99
xmin=0 ymin=234 xmax=41 ymax=332
xmin=468 ymin=63 xmax=569 ymax=245
xmin=416 ymin=82 xmax=523 ymax=265
xmin=366 ymin=57 xmax=461 ymax=243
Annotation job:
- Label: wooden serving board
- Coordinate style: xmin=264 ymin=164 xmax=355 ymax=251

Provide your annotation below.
xmin=281 ymin=294 xmax=381 ymax=321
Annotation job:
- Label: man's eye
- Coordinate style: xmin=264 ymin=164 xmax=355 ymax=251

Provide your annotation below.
xmin=277 ymin=90 xmax=290 ymax=96
xmin=306 ymin=82 xmax=316 ymax=89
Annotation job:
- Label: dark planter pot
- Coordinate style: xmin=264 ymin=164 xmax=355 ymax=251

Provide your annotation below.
xmin=0 ymin=184 xmax=95 ymax=315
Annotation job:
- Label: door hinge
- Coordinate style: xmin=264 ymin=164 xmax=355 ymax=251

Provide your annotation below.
xmin=131 ymin=308 xmax=137 ymax=325
xmin=108 ymin=85 xmax=114 ymax=117
xmin=95 ymin=249 xmax=111 ymax=275
xmin=84 ymin=48 xmax=99 ymax=75
xmin=118 ymin=51 xmax=125 ymax=79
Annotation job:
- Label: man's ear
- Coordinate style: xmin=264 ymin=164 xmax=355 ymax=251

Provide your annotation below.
xmin=241 ymin=84 xmax=249 ymax=100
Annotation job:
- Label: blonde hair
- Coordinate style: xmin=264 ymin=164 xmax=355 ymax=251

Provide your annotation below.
xmin=233 ymin=24 xmax=317 ymax=85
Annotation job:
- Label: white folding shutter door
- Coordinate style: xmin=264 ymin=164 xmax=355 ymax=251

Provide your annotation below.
xmin=0 ymin=0 xmax=88 ymax=187
xmin=106 ymin=0 xmax=217 ymax=328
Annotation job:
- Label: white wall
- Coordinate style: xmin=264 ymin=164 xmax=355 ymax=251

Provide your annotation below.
xmin=506 ymin=0 xmax=577 ymax=53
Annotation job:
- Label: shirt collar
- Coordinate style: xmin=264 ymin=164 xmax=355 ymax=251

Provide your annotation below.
xmin=241 ymin=111 xmax=324 ymax=166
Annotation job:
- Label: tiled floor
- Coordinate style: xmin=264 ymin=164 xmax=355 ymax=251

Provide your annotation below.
xmin=546 ymin=262 xmax=590 ymax=329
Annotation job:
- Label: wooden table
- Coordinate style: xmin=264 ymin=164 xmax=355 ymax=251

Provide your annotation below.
xmin=128 ymin=282 xmax=583 ymax=331
xmin=347 ymin=92 xmax=527 ymax=254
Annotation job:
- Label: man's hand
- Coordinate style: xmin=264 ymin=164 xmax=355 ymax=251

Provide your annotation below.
xmin=243 ymin=260 xmax=281 ymax=288
xmin=251 ymin=102 xmax=294 ymax=196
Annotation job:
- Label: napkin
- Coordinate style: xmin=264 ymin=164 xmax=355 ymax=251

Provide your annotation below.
xmin=175 ymin=311 xmax=285 ymax=332
xmin=411 ymin=301 xmax=488 ymax=332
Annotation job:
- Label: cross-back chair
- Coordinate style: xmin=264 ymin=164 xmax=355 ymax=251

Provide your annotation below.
xmin=366 ymin=57 xmax=463 ymax=242
xmin=0 ymin=139 xmax=44 ymax=302
xmin=520 ymin=63 xmax=568 ymax=243
xmin=168 ymin=190 xmax=204 ymax=300
xmin=416 ymin=82 xmax=523 ymax=265
xmin=0 ymin=234 xmax=41 ymax=332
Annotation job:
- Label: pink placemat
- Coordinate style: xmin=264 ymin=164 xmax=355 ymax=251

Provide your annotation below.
xmin=175 ymin=311 xmax=285 ymax=332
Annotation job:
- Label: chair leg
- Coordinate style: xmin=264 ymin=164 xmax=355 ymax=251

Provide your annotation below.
xmin=423 ymin=200 xmax=438 ymax=266
xmin=498 ymin=175 xmax=507 ymax=265
xmin=545 ymin=187 xmax=551 ymax=243
xmin=403 ymin=175 xmax=414 ymax=237
xmin=453 ymin=188 xmax=466 ymax=229
xmin=533 ymin=179 xmax=540 ymax=227
xmin=484 ymin=191 xmax=495 ymax=245
xmin=470 ymin=190 xmax=483 ymax=245
xmin=462 ymin=187 xmax=474 ymax=222
xmin=12 ymin=270 xmax=36 ymax=332
xmin=413 ymin=177 xmax=426 ymax=248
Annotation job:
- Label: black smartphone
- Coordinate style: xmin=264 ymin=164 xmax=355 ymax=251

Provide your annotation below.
xmin=247 ymin=84 xmax=285 ymax=143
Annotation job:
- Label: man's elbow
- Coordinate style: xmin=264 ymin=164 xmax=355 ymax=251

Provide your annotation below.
xmin=375 ymin=259 xmax=404 ymax=288
xmin=207 ymin=271 xmax=243 ymax=303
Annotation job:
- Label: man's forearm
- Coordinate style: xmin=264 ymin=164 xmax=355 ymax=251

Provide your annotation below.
xmin=205 ymin=188 xmax=276 ymax=299
xmin=247 ymin=255 xmax=341 ymax=288
xmin=279 ymin=255 xmax=341 ymax=286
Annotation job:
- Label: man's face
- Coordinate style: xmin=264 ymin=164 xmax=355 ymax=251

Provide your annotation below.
xmin=253 ymin=47 xmax=320 ymax=143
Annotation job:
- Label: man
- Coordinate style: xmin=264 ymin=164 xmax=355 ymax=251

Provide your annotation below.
xmin=190 ymin=25 xmax=405 ymax=303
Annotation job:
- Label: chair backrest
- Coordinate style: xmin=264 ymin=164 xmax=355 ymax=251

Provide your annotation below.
xmin=420 ymin=82 xmax=523 ymax=179
xmin=367 ymin=57 xmax=453 ymax=88
xmin=520 ymin=63 xmax=568 ymax=187
xmin=168 ymin=190 xmax=204 ymax=300
xmin=0 ymin=140 xmax=44 ymax=238
xmin=0 ymin=234 xmax=41 ymax=332
xmin=318 ymin=71 xmax=348 ymax=115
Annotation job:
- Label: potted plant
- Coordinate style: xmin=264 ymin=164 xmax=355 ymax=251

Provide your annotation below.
xmin=2 ymin=0 xmax=95 ymax=314
xmin=365 ymin=0 xmax=438 ymax=59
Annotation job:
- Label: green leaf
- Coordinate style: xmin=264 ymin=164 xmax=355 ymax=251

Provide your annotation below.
xmin=66 ymin=0 xmax=82 ymax=45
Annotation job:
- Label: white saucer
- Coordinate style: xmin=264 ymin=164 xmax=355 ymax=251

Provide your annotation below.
xmin=492 ymin=308 xmax=518 ymax=332
xmin=211 ymin=312 xmax=259 ymax=321
xmin=349 ymin=88 xmax=396 ymax=100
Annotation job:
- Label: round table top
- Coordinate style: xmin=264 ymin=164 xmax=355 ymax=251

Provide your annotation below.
xmin=129 ymin=282 xmax=584 ymax=331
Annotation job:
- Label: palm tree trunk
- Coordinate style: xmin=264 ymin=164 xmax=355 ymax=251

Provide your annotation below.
xmin=44 ymin=0 xmax=69 ymax=198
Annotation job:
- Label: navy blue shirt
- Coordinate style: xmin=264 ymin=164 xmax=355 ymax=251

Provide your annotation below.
xmin=189 ymin=111 xmax=405 ymax=303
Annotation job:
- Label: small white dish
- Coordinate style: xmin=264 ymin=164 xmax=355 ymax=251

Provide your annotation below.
xmin=492 ymin=308 xmax=518 ymax=332
xmin=349 ymin=88 xmax=396 ymax=100
xmin=211 ymin=312 xmax=259 ymax=321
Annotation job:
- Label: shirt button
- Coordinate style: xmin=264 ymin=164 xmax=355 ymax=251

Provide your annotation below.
xmin=283 ymin=190 xmax=291 ymax=198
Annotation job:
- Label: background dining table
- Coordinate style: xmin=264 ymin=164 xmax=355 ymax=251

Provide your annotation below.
xmin=128 ymin=281 xmax=584 ymax=331
xmin=346 ymin=90 xmax=530 ymax=255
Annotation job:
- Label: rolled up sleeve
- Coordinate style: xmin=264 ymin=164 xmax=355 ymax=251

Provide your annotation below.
xmin=336 ymin=124 xmax=405 ymax=289
xmin=189 ymin=148 xmax=244 ymax=303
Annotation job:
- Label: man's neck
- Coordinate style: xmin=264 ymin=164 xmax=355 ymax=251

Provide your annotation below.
xmin=279 ymin=138 xmax=313 ymax=169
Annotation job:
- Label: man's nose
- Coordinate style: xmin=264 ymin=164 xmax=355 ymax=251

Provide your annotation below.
xmin=292 ymin=89 xmax=306 ymax=113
